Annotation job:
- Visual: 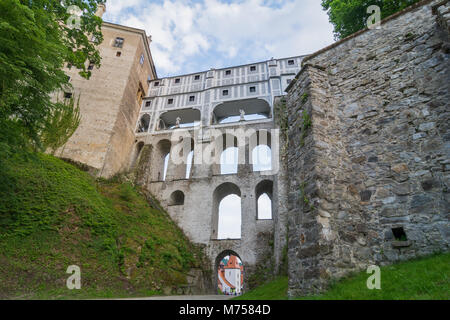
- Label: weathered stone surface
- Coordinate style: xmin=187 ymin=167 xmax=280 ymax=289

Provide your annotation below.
xmin=286 ymin=0 xmax=449 ymax=297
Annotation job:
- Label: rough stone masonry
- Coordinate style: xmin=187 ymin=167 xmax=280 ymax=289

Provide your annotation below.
xmin=285 ymin=0 xmax=449 ymax=296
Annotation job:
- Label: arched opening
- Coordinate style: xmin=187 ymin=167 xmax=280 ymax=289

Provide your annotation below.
xmin=250 ymin=130 xmax=272 ymax=172
xmin=220 ymin=147 xmax=238 ymax=174
xmin=136 ymin=114 xmax=150 ymax=133
xmin=212 ymin=182 xmax=241 ymax=240
xmin=216 ymin=133 xmax=238 ymax=175
xmin=130 ymin=141 xmax=144 ymax=169
xmin=212 ymin=98 xmax=271 ymax=124
xmin=158 ymin=108 xmax=201 ymax=130
xmin=154 ymin=139 xmax=171 ymax=182
xmin=169 ymin=190 xmax=185 ymax=205
xmin=216 ymin=251 xmax=244 ymax=296
xmin=255 ymin=180 xmax=273 ymax=220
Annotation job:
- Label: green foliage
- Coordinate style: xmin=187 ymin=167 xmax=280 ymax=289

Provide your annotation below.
xmin=0 ymin=0 xmax=103 ymax=166
xmin=40 ymin=96 xmax=81 ymax=154
xmin=299 ymin=109 xmax=312 ymax=147
xmin=321 ymin=0 xmax=421 ymax=39
xmin=234 ymin=253 xmax=450 ymax=300
xmin=301 ymin=93 xmax=309 ymax=105
xmin=233 ymin=277 xmax=288 ymax=300
xmin=274 ymin=98 xmax=289 ymax=156
xmin=0 ymin=153 xmax=202 ymax=299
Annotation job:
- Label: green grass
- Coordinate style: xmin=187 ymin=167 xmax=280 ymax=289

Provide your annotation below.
xmin=0 ymin=153 xmax=204 ymax=299
xmin=234 ymin=253 xmax=450 ymax=300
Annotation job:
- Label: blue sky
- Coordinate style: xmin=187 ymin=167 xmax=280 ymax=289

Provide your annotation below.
xmin=103 ymin=0 xmax=335 ymax=78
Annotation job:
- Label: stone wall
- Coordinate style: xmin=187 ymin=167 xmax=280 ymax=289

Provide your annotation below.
xmin=286 ymin=0 xmax=449 ymax=296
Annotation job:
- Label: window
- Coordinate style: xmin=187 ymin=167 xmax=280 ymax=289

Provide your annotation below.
xmin=64 ymin=92 xmax=72 ymax=99
xmin=140 ymin=54 xmax=145 ymax=65
xmin=154 ymin=81 xmax=160 ymax=87
xmin=88 ymin=62 xmax=94 ymax=70
xmin=256 ymin=180 xmax=273 ymax=220
xmin=249 ymin=86 xmax=256 ymax=93
xmin=145 ymin=101 xmax=151 ymax=107
xmin=225 ymin=70 xmax=231 ymax=76
xmin=116 ymin=51 xmax=122 ymax=57
xmin=288 ymin=59 xmax=295 ymax=65
xmin=194 ymin=75 xmax=200 ymax=80
xmin=175 ymin=78 xmax=180 ymax=84
xmin=222 ymin=90 xmax=229 ymax=96
xmin=250 ymin=66 xmax=256 ymax=72
xmin=189 ymin=96 xmax=195 ymax=102
xmin=168 ymin=98 xmax=174 ymax=104
xmin=113 ymin=37 xmax=124 ymax=48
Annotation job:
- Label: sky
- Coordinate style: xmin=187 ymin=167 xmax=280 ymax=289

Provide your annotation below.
xmin=102 ymin=0 xmax=335 ymax=77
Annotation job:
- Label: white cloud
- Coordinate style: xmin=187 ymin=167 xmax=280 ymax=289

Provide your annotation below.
xmin=103 ymin=0 xmax=334 ymax=76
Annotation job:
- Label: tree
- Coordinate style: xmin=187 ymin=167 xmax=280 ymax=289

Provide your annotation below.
xmin=41 ymin=96 xmax=82 ymax=155
xmin=321 ymin=0 xmax=421 ymax=39
xmin=0 ymin=0 xmax=104 ymax=164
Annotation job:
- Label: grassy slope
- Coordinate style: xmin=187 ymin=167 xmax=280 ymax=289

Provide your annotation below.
xmin=234 ymin=253 xmax=450 ymax=300
xmin=0 ymin=153 xmax=204 ymax=299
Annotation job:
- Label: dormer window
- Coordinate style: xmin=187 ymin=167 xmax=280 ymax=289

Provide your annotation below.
xmin=145 ymin=101 xmax=152 ymax=107
xmin=174 ymin=78 xmax=180 ymax=84
xmin=249 ymin=86 xmax=256 ymax=93
xmin=113 ymin=37 xmax=124 ymax=48
xmin=168 ymin=98 xmax=174 ymax=104
xmin=250 ymin=66 xmax=256 ymax=72
xmin=225 ymin=70 xmax=231 ymax=76
xmin=194 ymin=75 xmax=200 ymax=80
xmin=189 ymin=96 xmax=195 ymax=102
xmin=154 ymin=81 xmax=159 ymax=87
xmin=222 ymin=90 xmax=229 ymax=96
xmin=288 ymin=59 xmax=295 ymax=65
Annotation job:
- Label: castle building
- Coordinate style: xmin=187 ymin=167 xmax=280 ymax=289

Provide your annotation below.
xmin=55 ymin=4 xmax=157 ymax=177
xmin=59 ymin=1 xmax=449 ymax=296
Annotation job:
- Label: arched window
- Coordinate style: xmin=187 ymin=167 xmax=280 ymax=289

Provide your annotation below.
xmin=220 ymin=147 xmax=238 ymax=174
xmin=154 ymin=139 xmax=171 ymax=182
xmin=186 ymin=150 xmax=194 ymax=179
xmin=250 ymin=130 xmax=272 ymax=172
xmin=212 ymin=183 xmax=241 ymax=240
xmin=255 ymin=180 xmax=273 ymax=220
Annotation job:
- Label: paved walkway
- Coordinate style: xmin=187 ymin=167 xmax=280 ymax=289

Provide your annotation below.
xmin=119 ymin=295 xmax=234 ymax=300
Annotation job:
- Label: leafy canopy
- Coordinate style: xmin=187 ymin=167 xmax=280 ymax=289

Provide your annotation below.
xmin=0 ymin=0 xmax=104 ymax=165
xmin=321 ymin=0 xmax=421 ymax=39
